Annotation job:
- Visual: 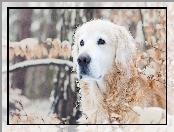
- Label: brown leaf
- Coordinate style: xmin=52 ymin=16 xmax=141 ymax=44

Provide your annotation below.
xmin=136 ymin=43 xmax=140 ymax=50
xmin=25 ymin=48 xmax=31 ymax=60
xmin=52 ymin=39 xmax=63 ymax=57
xmin=42 ymin=47 xmax=48 ymax=57
xmin=40 ymin=44 xmax=48 ymax=56
xmin=147 ymin=48 xmax=156 ymax=59
xmin=15 ymin=109 xmax=20 ymax=114
xmin=61 ymin=40 xmax=71 ymax=58
xmin=144 ymin=26 xmax=154 ymax=36
xmin=155 ymin=49 xmax=161 ymax=61
xmin=20 ymin=50 xmax=25 ymax=57
xmin=66 ymin=49 xmax=71 ymax=58
xmin=151 ymin=36 xmax=156 ymax=44
xmin=30 ymin=51 xmax=35 ymax=58
xmin=146 ymin=36 xmax=152 ymax=46
xmin=11 ymin=115 xmax=20 ymax=124
xmin=14 ymin=46 xmax=21 ymax=56
xmin=64 ymin=45 xmax=69 ymax=52
xmin=49 ymin=48 xmax=58 ymax=58
xmin=11 ymin=109 xmax=20 ymax=124
xmin=158 ymin=43 xmax=166 ymax=52
xmin=34 ymin=45 xmax=42 ymax=58
xmin=24 ymin=116 xmax=35 ymax=124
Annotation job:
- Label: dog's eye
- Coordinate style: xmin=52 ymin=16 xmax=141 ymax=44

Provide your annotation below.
xmin=80 ymin=40 xmax=84 ymax=46
xmin=97 ymin=38 xmax=105 ymax=45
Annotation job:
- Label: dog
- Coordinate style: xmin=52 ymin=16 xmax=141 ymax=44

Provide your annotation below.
xmin=72 ymin=19 xmax=166 ymax=124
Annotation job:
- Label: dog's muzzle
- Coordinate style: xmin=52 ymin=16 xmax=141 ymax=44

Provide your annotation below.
xmin=77 ymin=53 xmax=91 ymax=78
xmin=77 ymin=53 xmax=91 ymax=66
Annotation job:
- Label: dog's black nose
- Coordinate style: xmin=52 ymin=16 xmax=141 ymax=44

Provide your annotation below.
xmin=77 ymin=54 xmax=91 ymax=66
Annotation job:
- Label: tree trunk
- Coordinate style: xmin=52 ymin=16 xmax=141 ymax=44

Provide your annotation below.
xmin=24 ymin=9 xmax=58 ymax=99
xmin=11 ymin=9 xmax=32 ymax=91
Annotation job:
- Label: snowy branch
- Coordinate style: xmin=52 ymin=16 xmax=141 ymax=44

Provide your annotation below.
xmin=3 ymin=58 xmax=73 ymax=73
xmin=8 ymin=38 xmax=71 ymax=60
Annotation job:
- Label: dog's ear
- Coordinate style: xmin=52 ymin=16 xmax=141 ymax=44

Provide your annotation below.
xmin=71 ymin=29 xmax=80 ymax=72
xmin=115 ymin=26 xmax=136 ymax=77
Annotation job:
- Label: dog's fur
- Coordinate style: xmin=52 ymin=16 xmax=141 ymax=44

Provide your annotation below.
xmin=72 ymin=19 xmax=165 ymax=124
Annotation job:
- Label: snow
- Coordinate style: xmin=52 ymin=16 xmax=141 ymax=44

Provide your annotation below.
xmin=60 ymin=72 xmax=65 ymax=78
xmin=14 ymin=38 xmax=38 ymax=51
xmin=63 ymin=92 xmax=67 ymax=100
xmin=56 ymin=19 xmax=63 ymax=31
xmin=63 ymin=79 xmax=69 ymax=100
xmin=72 ymin=107 xmax=77 ymax=117
xmin=61 ymin=40 xmax=71 ymax=49
xmin=9 ymin=88 xmax=30 ymax=108
xmin=156 ymin=24 xmax=163 ymax=30
xmin=8 ymin=87 xmax=60 ymax=124
xmin=49 ymin=90 xmax=55 ymax=103
xmin=31 ymin=20 xmax=40 ymax=32
xmin=19 ymin=98 xmax=51 ymax=122
xmin=53 ymin=78 xmax=57 ymax=82
xmin=3 ymin=58 xmax=73 ymax=73
xmin=133 ymin=106 xmax=166 ymax=124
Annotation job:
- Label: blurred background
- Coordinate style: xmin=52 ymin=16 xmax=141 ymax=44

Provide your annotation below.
xmin=5 ymin=2 xmax=166 ymax=124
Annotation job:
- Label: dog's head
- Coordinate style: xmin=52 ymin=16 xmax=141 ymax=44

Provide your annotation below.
xmin=72 ymin=19 xmax=135 ymax=81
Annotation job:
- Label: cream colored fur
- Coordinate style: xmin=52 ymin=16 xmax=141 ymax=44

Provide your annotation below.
xmin=72 ymin=19 xmax=165 ymax=124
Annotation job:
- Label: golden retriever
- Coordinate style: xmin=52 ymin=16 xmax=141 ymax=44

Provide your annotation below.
xmin=72 ymin=19 xmax=165 ymax=124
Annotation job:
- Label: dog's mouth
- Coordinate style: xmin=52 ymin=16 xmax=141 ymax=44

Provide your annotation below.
xmin=78 ymin=65 xmax=102 ymax=80
xmin=79 ymin=73 xmax=102 ymax=80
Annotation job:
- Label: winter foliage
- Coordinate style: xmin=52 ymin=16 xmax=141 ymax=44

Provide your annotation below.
xmin=8 ymin=38 xmax=71 ymax=60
